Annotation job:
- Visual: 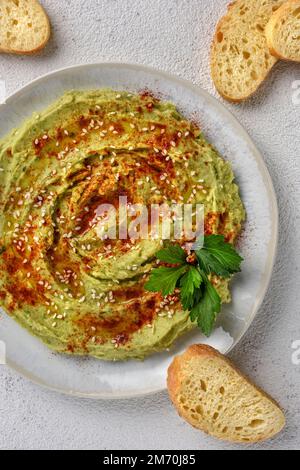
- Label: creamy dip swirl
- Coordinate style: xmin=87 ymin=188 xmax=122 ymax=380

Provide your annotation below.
xmin=0 ymin=90 xmax=245 ymax=360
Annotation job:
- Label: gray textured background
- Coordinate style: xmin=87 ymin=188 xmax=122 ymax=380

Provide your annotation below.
xmin=0 ymin=0 xmax=299 ymax=450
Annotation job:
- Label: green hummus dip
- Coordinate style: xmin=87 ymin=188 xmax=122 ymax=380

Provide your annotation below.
xmin=0 ymin=90 xmax=245 ymax=360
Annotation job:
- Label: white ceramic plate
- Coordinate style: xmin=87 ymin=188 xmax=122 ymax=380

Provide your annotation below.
xmin=0 ymin=63 xmax=278 ymax=399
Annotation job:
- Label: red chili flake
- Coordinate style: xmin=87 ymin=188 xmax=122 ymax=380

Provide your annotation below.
xmin=33 ymin=137 xmax=48 ymax=156
xmin=139 ymin=89 xmax=160 ymax=101
xmin=146 ymin=102 xmax=154 ymax=111
xmin=78 ymin=115 xmax=91 ymax=129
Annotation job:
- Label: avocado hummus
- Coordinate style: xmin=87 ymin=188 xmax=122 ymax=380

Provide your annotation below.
xmin=0 ymin=90 xmax=245 ymax=360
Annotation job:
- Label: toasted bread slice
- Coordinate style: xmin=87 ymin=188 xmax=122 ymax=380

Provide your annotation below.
xmin=168 ymin=345 xmax=285 ymax=443
xmin=0 ymin=0 xmax=50 ymax=55
xmin=211 ymin=0 xmax=285 ymax=102
xmin=266 ymin=0 xmax=300 ymax=62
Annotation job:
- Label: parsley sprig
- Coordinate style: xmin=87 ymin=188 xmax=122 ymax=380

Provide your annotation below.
xmin=145 ymin=235 xmax=243 ymax=336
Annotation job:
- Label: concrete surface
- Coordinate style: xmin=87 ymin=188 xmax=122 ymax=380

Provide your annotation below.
xmin=0 ymin=0 xmax=299 ymax=450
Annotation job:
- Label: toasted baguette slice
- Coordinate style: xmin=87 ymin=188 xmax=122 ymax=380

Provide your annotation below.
xmin=211 ymin=0 xmax=285 ymax=102
xmin=0 ymin=0 xmax=50 ymax=55
xmin=266 ymin=0 xmax=300 ymax=62
xmin=168 ymin=345 xmax=285 ymax=443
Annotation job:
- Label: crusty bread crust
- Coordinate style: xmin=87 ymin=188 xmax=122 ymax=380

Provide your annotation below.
xmin=266 ymin=0 xmax=300 ymax=62
xmin=0 ymin=0 xmax=50 ymax=55
xmin=168 ymin=344 xmax=286 ymax=443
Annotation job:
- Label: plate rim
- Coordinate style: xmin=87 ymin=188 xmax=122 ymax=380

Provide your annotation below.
xmin=0 ymin=62 xmax=279 ymax=399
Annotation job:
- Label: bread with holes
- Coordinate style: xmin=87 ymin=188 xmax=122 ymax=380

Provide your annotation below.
xmin=266 ymin=0 xmax=300 ymax=62
xmin=211 ymin=0 xmax=285 ymax=102
xmin=167 ymin=344 xmax=285 ymax=443
xmin=0 ymin=0 xmax=50 ymax=55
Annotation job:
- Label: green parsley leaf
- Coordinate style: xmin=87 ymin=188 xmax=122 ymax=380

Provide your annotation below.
xmin=155 ymin=244 xmax=187 ymax=265
xmin=180 ymin=267 xmax=203 ymax=310
xmin=144 ymin=235 xmax=243 ymax=337
xmin=190 ymin=281 xmax=221 ymax=336
xmin=145 ymin=265 xmax=187 ymax=297
xmin=196 ymin=235 xmax=243 ymax=278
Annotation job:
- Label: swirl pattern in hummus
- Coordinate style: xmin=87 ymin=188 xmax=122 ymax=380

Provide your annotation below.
xmin=0 ymin=90 xmax=245 ymax=360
